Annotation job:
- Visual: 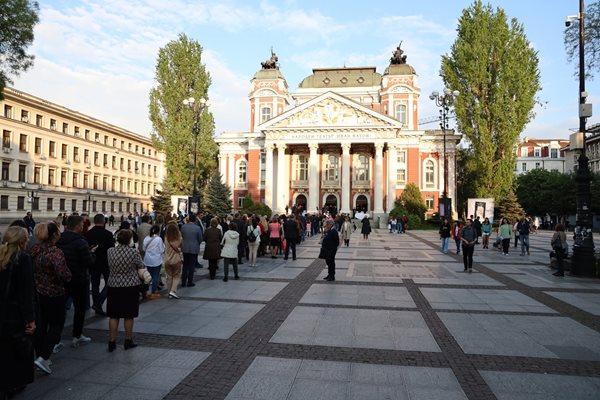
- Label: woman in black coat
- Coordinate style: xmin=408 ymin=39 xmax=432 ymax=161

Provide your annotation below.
xmin=203 ymin=218 xmax=223 ymax=280
xmin=319 ymin=220 xmax=339 ymax=281
xmin=0 ymin=227 xmax=35 ymax=398
xmin=361 ymin=217 xmax=371 ymax=240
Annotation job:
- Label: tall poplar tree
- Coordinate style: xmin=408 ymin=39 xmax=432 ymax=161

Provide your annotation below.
xmin=1 ymin=0 xmax=39 ymax=100
xmin=149 ymin=33 xmax=218 ymax=194
xmin=564 ymin=0 xmax=600 ymax=79
xmin=441 ymin=1 xmax=541 ymax=202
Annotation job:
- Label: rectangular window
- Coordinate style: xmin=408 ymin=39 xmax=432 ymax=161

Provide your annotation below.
xmin=0 ymin=195 xmax=8 ymax=211
xmin=260 ymin=107 xmax=271 ymax=123
xmin=534 ymin=148 xmax=541 ymax=157
xmin=118 ymin=202 xmax=122 ymax=212
xmin=18 ymin=165 xmax=26 ymax=182
xmin=93 ymin=175 xmax=99 ymax=190
xmin=425 ymin=196 xmax=434 ymax=210
xmin=102 ymin=201 xmax=106 ymax=212
xmin=47 ymin=198 xmax=53 ymax=211
xmin=153 ymin=166 xmax=157 ymax=177
xmin=1 ymin=162 xmax=9 ymax=180
xmin=134 ymin=161 xmax=139 ymax=173
xmin=36 ymin=114 xmax=43 ymax=127
xmin=2 ymin=130 xmax=10 ymax=149
xmin=295 ymin=155 xmax=308 ymax=181
xmin=522 ymin=163 xmax=527 ymax=172
xmin=21 ymin=110 xmax=29 ymax=123
xmin=49 ymin=141 xmax=56 ymax=158
xmin=84 ymin=149 xmax=89 ymax=164
xmin=103 ymin=154 xmax=108 ymax=167
xmin=72 ymin=172 xmax=78 ymax=188
xmin=425 ymin=160 xmax=435 ymax=188
xmin=62 ymin=122 xmax=68 ymax=134
xmin=50 ymin=119 xmax=56 ymax=130
xmin=95 ymin=132 xmax=100 ymax=142
xmin=74 ymin=126 xmax=79 ymax=136
xmin=113 ymin=138 xmax=117 ymax=147
xmin=120 ymin=158 xmax=124 ymax=171
xmin=102 ymin=176 xmax=107 ymax=191
xmin=19 ymin=134 xmax=27 ymax=152
xmin=324 ymin=154 xmax=339 ymax=181
xmin=71 ymin=199 xmax=77 ymax=212
xmin=104 ymin=135 xmax=108 ymax=145
xmin=396 ymin=151 xmax=407 ymax=185
xmin=61 ymin=170 xmax=67 ymax=186
xmin=48 ymin=168 xmax=55 ymax=185
xmin=34 ymin=138 xmax=41 ymax=154
xmin=32 ymin=197 xmax=39 ymax=211
xmin=128 ymin=160 xmax=131 ymax=171
xmin=85 ymin=129 xmax=90 ymax=140
xmin=4 ymin=105 xmax=12 ymax=118
xmin=34 ymin=167 xmax=41 ymax=184
xmin=83 ymin=174 xmax=89 ymax=189
xmin=395 ymin=104 xmax=407 ymax=126
xmin=83 ymin=200 xmax=88 ymax=212
xmin=110 ymin=201 xmax=115 ymax=212
xmin=92 ymin=200 xmax=97 ymax=212
xmin=354 ymin=154 xmax=370 ymax=181
xmin=237 ymin=196 xmax=245 ymax=209
xmin=535 ymin=162 xmax=541 ymax=169
xmin=112 ymin=156 xmax=117 ymax=169
xmin=62 ymin=144 xmax=68 ymax=159
xmin=17 ymin=196 xmax=25 ymax=210
xmin=74 ymin=147 xmax=80 ymax=162
xmin=59 ymin=198 xmax=66 ymax=211
xmin=551 ymin=148 xmax=558 ymax=158
xmin=94 ymin=152 xmax=99 ymax=166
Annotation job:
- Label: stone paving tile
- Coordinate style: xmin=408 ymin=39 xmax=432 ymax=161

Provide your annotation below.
xmin=300 ymin=284 xmax=415 ymax=308
xmin=439 ymin=312 xmax=600 ymax=360
xmin=544 ymin=291 xmax=600 ymax=315
xmin=480 ymin=370 xmax=600 ymax=400
xmin=179 ymin=280 xmax=289 ymax=302
xmin=271 ymin=306 xmax=440 ymax=352
xmin=421 ymin=288 xmax=556 ymax=313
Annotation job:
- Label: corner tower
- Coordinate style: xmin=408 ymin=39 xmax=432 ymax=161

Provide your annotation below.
xmin=380 ymin=43 xmax=421 ymax=130
xmin=248 ymin=50 xmax=290 ymax=132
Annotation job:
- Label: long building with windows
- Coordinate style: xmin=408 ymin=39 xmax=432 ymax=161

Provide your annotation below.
xmin=216 ymin=47 xmax=460 ymax=223
xmin=0 ymin=87 xmax=165 ymax=222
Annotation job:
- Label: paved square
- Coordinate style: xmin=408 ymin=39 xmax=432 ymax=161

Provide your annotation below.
xmin=300 ymin=284 xmax=415 ymax=308
xmin=179 ymin=280 xmax=289 ymax=302
xmin=225 ymin=357 xmax=467 ymax=400
xmin=544 ymin=291 xmax=600 ymax=315
xmin=271 ymin=306 xmax=440 ymax=352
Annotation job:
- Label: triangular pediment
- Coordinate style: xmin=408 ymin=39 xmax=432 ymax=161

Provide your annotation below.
xmin=261 ymin=92 xmax=402 ymax=130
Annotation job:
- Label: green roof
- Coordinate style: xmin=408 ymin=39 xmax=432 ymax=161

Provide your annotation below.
xmin=252 ymin=68 xmax=286 ymax=80
xmin=298 ymin=67 xmax=382 ymax=89
xmin=383 ymin=63 xmax=417 ymax=75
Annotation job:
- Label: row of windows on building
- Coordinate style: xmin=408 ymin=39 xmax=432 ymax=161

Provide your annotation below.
xmin=0 ymin=162 xmax=157 ymax=195
xmin=519 ymin=147 xmax=561 ymax=158
xmin=258 ymin=104 xmax=408 ymax=126
xmin=0 ymin=195 xmax=148 ymax=214
xmin=236 ymin=151 xmax=435 ymax=188
xmin=2 ymin=130 xmax=159 ymax=176
xmin=2 ymin=104 xmax=156 ymax=157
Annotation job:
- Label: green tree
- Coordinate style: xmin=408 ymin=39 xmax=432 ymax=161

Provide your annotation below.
xmin=495 ymin=191 xmax=524 ymax=222
xmin=150 ymin=185 xmax=174 ymax=216
xmin=456 ymin=147 xmax=478 ymax=218
xmin=1 ymin=0 xmax=39 ymax=100
xmin=564 ymin=1 xmax=600 ymax=79
xmin=149 ymin=33 xmax=218 ymax=195
xmin=400 ymin=183 xmax=427 ymax=221
xmin=204 ymin=173 xmax=232 ymax=218
xmin=441 ymin=1 xmax=541 ymax=201
xmin=240 ymin=195 xmax=272 ymax=218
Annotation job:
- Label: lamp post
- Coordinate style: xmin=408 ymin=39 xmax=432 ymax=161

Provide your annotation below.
xmin=182 ymin=96 xmax=210 ymax=215
xmin=430 ymin=88 xmax=459 ymax=219
xmin=86 ymin=189 xmax=93 ymax=213
xmin=568 ymin=0 xmax=595 ymax=275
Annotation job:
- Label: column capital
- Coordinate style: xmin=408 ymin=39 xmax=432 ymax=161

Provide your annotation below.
xmin=375 ymin=143 xmax=385 ymax=152
xmin=276 ymin=142 xmax=287 ymax=151
xmin=265 ymin=143 xmax=276 ymax=151
xmin=308 ymin=143 xmax=319 ymax=151
xmin=341 ymin=143 xmax=351 ymax=152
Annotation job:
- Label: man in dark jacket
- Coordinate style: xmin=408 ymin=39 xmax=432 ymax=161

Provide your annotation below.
xmin=319 ymin=220 xmax=339 ymax=281
xmin=57 ymin=215 xmax=95 ymax=347
xmin=181 ymin=213 xmax=203 ymax=287
xmin=84 ymin=214 xmax=114 ymax=316
xmin=283 ymin=214 xmax=299 ymax=260
xmin=233 ymin=213 xmax=247 ymax=264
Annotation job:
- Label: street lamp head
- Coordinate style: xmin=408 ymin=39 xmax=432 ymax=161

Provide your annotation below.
xmin=199 ymin=98 xmax=206 ymax=105
xmin=452 ymin=90 xmax=460 ymax=97
xmin=182 ymin=99 xmax=189 ymax=106
xmin=188 ymin=97 xmax=195 ymax=105
xmin=444 ymin=87 xmax=452 ymax=96
xmin=431 ymin=90 xmax=439 ymax=98
xmin=429 ymin=93 xmax=435 ymax=100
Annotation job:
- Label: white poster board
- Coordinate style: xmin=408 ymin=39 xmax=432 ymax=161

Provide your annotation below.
xmin=467 ymin=198 xmax=495 ymax=223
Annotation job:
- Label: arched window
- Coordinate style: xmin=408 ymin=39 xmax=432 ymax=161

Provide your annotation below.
xmin=237 ymin=159 xmax=247 ymax=184
xmin=325 ymin=154 xmax=339 ymax=181
xmin=395 ymin=104 xmax=407 ymax=126
xmin=425 ymin=160 xmax=435 ymax=188
xmin=295 ymin=154 xmax=308 ymax=181
xmin=354 ymin=154 xmax=370 ymax=181
xmin=260 ymin=107 xmax=272 ymax=123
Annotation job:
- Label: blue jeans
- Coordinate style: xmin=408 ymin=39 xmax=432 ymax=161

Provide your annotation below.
xmin=147 ymin=265 xmax=161 ymax=293
xmin=441 ymin=237 xmax=449 ymax=253
xmin=520 ymin=234 xmax=530 ymax=254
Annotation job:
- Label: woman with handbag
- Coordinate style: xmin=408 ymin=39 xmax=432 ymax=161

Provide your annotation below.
xmin=106 ymin=229 xmax=145 ymax=352
xmin=551 ymin=224 xmax=568 ymax=277
xmin=164 ymin=222 xmax=183 ymax=298
xmin=0 ymin=226 xmax=35 ymax=399
xmin=203 ymin=218 xmax=223 ymax=280
xmin=247 ymin=217 xmax=261 ymax=267
xmin=142 ymin=225 xmax=165 ymax=299
xmin=30 ymin=222 xmax=71 ymax=375
xmin=221 ymin=222 xmax=240 ymax=282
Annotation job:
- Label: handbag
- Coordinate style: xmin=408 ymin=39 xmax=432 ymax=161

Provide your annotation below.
xmin=137 ymin=267 xmax=152 ymax=285
xmin=166 ymin=240 xmax=183 ymax=267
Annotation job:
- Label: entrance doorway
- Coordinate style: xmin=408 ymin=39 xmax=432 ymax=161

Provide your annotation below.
xmin=295 ymin=194 xmax=307 ymax=213
xmin=325 ymin=194 xmax=338 ymax=215
xmin=355 ymin=194 xmax=368 ymax=213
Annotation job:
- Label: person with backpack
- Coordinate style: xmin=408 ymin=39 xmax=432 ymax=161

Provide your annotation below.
xmin=247 ymin=217 xmax=261 ymax=267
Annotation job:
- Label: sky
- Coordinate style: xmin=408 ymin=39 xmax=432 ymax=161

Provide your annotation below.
xmin=11 ymin=0 xmax=600 ymax=141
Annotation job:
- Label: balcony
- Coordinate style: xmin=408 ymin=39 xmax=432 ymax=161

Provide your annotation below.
xmin=321 ymin=179 xmax=340 ymax=189
xmin=235 ymin=182 xmax=248 ymax=190
xmin=291 ymin=179 xmax=309 ymax=189
xmin=352 ymin=180 xmax=371 ymax=189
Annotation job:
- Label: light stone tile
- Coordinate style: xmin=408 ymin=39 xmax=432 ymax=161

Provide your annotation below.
xmin=287 ymin=378 xmax=348 ymax=400
xmin=544 ymin=291 xmax=600 ymax=315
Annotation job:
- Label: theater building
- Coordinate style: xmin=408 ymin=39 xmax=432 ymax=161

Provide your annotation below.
xmin=215 ymin=46 xmax=460 ymax=223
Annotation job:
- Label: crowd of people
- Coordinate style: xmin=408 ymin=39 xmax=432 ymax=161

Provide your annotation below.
xmin=440 ymin=214 xmax=568 ymax=277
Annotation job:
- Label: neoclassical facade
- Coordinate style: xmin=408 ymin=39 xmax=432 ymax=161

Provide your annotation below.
xmin=216 ymin=48 xmax=460 ymax=222
xmin=0 ymin=87 xmax=165 ymax=222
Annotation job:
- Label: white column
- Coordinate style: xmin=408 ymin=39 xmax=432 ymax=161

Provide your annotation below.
xmin=228 ymin=155 xmax=235 ymax=199
xmin=341 ymin=143 xmax=351 ymax=214
xmin=276 ymin=143 xmax=287 ymax=213
xmin=387 ymin=144 xmax=397 ymax=212
xmin=374 ymin=143 xmax=384 ymax=214
xmin=308 ymin=143 xmax=319 ymax=213
xmin=264 ymin=144 xmax=274 ymax=210
xmin=218 ymin=154 xmax=226 ymax=180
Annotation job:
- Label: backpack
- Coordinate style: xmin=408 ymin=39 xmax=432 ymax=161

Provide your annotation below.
xmin=247 ymin=226 xmax=257 ymax=242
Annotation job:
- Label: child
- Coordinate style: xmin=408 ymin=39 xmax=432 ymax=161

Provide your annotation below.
xmin=306 ymin=222 xmax=312 ymax=237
